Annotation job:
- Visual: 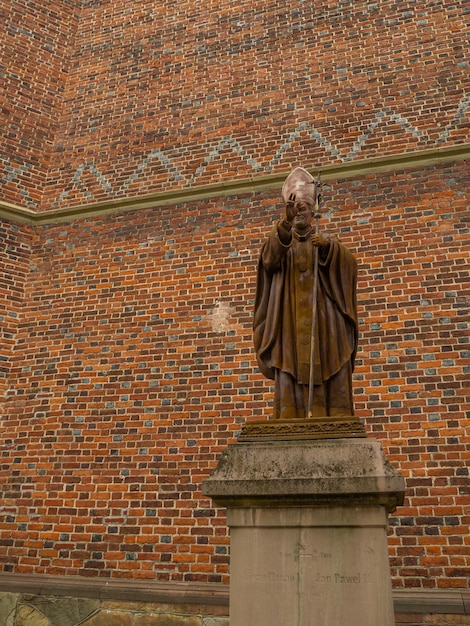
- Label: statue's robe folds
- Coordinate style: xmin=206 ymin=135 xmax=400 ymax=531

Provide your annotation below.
xmin=253 ymin=222 xmax=358 ymax=419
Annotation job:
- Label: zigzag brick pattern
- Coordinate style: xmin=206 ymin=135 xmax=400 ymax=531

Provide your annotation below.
xmin=0 ymin=1 xmax=469 ymax=209
xmin=0 ymin=0 xmax=469 ymax=601
xmin=0 ymin=162 xmax=469 ymax=589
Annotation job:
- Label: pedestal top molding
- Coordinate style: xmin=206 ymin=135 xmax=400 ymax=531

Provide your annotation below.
xmin=202 ymin=437 xmax=405 ymax=513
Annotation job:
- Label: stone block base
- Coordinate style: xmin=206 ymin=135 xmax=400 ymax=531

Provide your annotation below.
xmin=203 ymin=437 xmax=406 ymax=626
xmin=229 ymin=505 xmax=394 ymax=625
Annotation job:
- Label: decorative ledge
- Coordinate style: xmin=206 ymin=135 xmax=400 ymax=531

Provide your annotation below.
xmin=0 ymin=573 xmax=468 ymax=616
xmin=393 ymin=588 xmax=470 ymax=616
xmin=0 ymin=573 xmax=229 ymax=606
xmin=1 ymin=142 xmax=469 ymax=226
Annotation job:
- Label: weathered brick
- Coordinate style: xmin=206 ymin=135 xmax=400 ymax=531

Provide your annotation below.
xmin=0 ymin=0 xmax=469 ymax=605
xmin=0 ymin=162 xmax=468 ymax=591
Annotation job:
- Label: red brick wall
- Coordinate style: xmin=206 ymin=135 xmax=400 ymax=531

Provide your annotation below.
xmin=0 ymin=221 xmax=32 ymax=400
xmin=0 ymin=0 xmax=79 ymax=208
xmin=0 ymin=0 xmax=469 ymax=597
xmin=344 ymin=163 xmax=470 ymax=590
xmin=0 ymin=161 xmax=469 ymax=588
xmin=1 ymin=1 xmax=469 ymax=210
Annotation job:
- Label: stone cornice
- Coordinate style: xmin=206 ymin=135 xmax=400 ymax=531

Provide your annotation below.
xmin=0 ymin=573 xmax=468 ymax=615
xmin=393 ymin=588 xmax=470 ymax=615
xmin=1 ymin=142 xmax=469 ymax=226
xmin=0 ymin=572 xmax=229 ymax=606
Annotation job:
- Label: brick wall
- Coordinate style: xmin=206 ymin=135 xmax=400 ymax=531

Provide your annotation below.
xmin=0 ymin=0 xmax=79 ymax=208
xmin=1 ymin=1 xmax=469 ymax=210
xmin=0 ymin=0 xmax=469 ymax=606
xmin=343 ymin=162 xmax=470 ymax=590
xmin=0 ymin=221 xmax=32 ymax=401
xmin=0 ymin=161 xmax=468 ymax=590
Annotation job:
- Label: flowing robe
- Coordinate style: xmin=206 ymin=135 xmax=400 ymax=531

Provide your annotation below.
xmin=253 ymin=221 xmax=358 ymax=418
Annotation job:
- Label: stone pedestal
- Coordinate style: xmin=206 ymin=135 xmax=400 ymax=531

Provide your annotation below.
xmin=203 ymin=438 xmax=405 ymax=626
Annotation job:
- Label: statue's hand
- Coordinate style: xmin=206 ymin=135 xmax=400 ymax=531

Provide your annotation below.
xmin=312 ymin=233 xmax=328 ymax=248
xmin=285 ymin=194 xmax=297 ymax=223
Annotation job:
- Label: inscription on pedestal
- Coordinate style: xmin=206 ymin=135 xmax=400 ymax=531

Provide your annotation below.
xmin=242 ymin=543 xmax=374 ymax=591
xmin=244 ymin=570 xmax=296 ymax=584
xmin=231 ymin=524 xmax=394 ymax=626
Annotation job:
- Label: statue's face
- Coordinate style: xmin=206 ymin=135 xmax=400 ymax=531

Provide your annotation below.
xmin=292 ymin=200 xmax=313 ymax=232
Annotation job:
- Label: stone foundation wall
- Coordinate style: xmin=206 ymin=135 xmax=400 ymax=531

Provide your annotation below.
xmin=0 ymin=576 xmax=230 ymax=626
xmin=396 ymin=616 xmax=470 ymax=626
xmin=1 ymin=586 xmax=469 ymax=626
xmin=394 ymin=590 xmax=470 ymax=626
xmin=1 ymin=596 xmax=229 ymax=626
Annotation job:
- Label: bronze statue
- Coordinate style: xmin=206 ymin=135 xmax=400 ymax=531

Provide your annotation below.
xmin=253 ymin=167 xmax=358 ymax=420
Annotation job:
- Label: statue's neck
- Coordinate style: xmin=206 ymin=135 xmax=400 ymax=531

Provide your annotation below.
xmin=293 ymin=226 xmax=313 ymax=241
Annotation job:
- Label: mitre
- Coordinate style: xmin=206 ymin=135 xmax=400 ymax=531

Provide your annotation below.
xmin=281 ymin=167 xmax=316 ymax=204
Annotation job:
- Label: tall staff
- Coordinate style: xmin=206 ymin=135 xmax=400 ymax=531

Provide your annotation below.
xmin=307 ymin=173 xmax=322 ymax=419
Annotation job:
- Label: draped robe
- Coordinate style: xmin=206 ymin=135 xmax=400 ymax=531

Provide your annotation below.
xmin=253 ymin=221 xmax=358 ymax=418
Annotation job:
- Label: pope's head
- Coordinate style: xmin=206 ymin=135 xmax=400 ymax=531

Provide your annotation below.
xmin=282 ymin=167 xmax=318 ymax=233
